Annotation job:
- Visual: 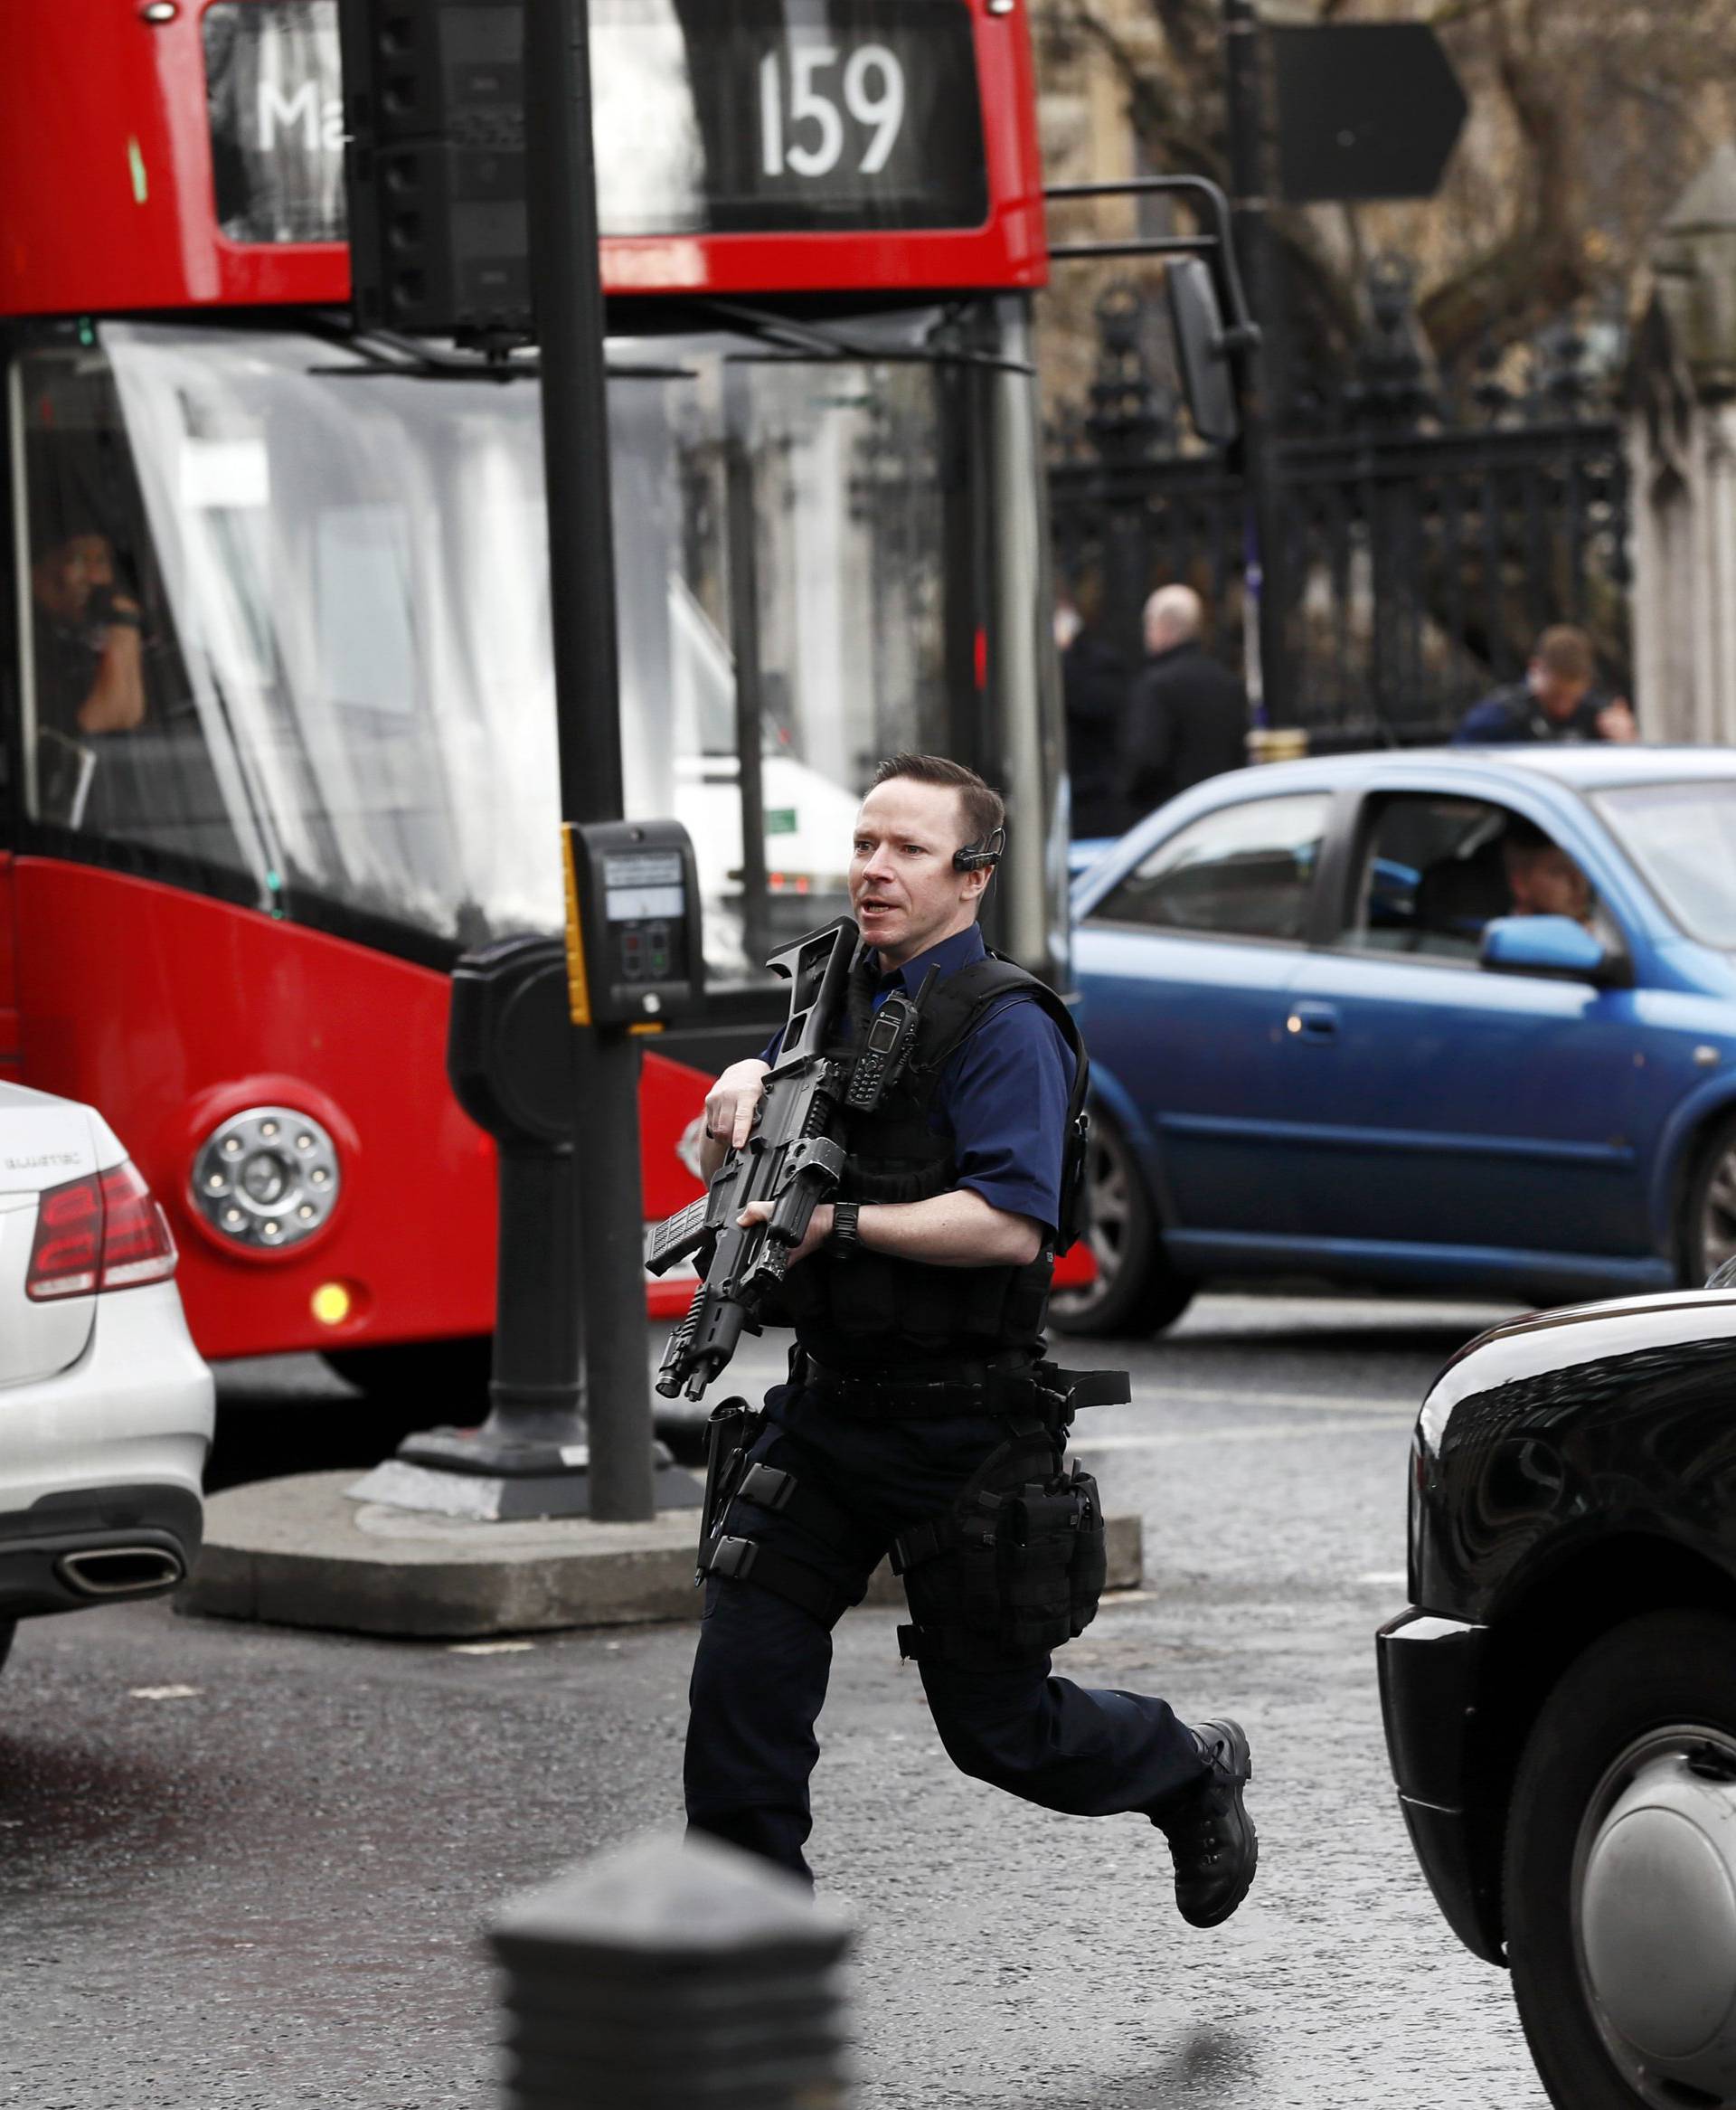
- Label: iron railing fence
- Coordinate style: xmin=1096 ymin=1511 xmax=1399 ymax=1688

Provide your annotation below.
xmin=1046 ymin=261 xmax=1632 ymax=751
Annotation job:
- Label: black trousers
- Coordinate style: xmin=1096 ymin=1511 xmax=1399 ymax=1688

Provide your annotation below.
xmin=684 ymin=1381 xmax=1206 ymax=1884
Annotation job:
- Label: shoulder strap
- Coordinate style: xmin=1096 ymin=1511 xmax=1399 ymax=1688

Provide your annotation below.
xmin=899 ymin=956 xmax=1092 ymax=1253
xmin=907 ymin=956 xmax=1085 ymax=1107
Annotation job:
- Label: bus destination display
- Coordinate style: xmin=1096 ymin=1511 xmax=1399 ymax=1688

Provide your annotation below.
xmin=592 ymin=0 xmax=990 ymax=236
xmin=205 ymin=0 xmax=988 ymax=248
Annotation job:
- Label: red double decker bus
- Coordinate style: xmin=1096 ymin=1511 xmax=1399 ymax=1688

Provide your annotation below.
xmin=0 ymin=0 xmax=1076 ymax=1396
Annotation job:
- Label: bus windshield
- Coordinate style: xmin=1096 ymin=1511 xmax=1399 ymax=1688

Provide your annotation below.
xmin=14 ymin=307 xmax=1016 ymax=979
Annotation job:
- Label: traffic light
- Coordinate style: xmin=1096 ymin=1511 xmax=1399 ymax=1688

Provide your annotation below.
xmin=339 ymin=0 xmax=530 ymax=337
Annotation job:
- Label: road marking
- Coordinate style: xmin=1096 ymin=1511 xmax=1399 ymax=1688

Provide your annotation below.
xmin=447 ymin=1640 xmax=535 ymax=1656
xmin=1151 ymin=1385 xmax=1413 ymax=1415
xmin=128 ymin=1684 xmax=202 ymax=1700
xmin=1357 ymin=1572 xmax=1408 ymax=1586
xmin=1072 ymin=1415 xmax=1412 ymax=1453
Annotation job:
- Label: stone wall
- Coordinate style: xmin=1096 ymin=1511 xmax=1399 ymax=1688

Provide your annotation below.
xmin=1628 ymin=144 xmax=1736 ymax=744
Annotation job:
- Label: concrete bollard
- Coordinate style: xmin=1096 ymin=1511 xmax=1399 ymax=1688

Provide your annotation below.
xmin=487 ymin=1831 xmax=855 ymax=2109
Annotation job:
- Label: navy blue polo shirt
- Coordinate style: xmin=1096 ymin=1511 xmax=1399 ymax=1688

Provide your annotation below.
xmin=760 ymin=923 xmax=1073 ymax=1235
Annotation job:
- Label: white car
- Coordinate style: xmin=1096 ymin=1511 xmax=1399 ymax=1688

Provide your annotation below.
xmin=0 ymin=1081 xmax=212 ymax=1675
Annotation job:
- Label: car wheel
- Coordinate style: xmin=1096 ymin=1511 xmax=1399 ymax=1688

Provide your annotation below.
xmin=323 ymin=1336 xmax=493 ymax=1408
xmin=0 ymin=1621 xmax=14 ymax=1680
xmin=1505 ymin=1609 xmax=1736 ymax=2109
xmin=1050 ymin=1112 xmax=1195 ymax=1338
xmin=1681 ymin=1117 xmax=1736 ymax=1285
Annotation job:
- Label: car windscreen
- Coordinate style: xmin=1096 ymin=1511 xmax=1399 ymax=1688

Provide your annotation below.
xmin=1595 ymin=781 xmax=1736 ymax=948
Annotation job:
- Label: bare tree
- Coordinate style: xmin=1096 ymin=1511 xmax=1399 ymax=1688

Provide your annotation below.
xmin=1035 ymin=0 xmax=1736 ymax=393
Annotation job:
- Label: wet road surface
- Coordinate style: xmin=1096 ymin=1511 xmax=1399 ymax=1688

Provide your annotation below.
xmin=0 ymin=1293 xmax=1546 ymax=2109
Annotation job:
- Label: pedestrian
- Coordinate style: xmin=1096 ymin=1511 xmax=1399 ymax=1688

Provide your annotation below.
xmin=683 ymin=752 xmax=1257 ymax=1928
xmin=1123 ymin=585 xmax=1248 ymax=820
xmin=1056 ymin=591 xmax=1132 ymax=839
xmin=1453 ymin=625 xmax=1637 ymax=745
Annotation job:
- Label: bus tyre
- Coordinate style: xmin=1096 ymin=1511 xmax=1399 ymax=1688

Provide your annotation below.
xmin=0 ymin=1621 xmax=14 ymax=1681
xmin=1505 ymin=1611 xmax=1736 ymax=2110
xmin=1049 ymin=1112 xmax=1194 ymax=1339
xmin=323 ymin=1337 xmax=493 ymax=1409
xmin=1681 ymin=1114 xmax=1736 ymax=1285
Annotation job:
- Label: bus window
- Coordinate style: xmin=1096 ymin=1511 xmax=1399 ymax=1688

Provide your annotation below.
xmin=17 ymin=350 xmax=242 ymax=871
xmin=12 ymin=308 xmax=1005 ymax=976
xmin=733 ymin=355 xmax=951 ymax=950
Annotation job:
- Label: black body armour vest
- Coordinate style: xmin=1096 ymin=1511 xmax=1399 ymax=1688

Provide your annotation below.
xmin=778 ymin=954 xmax=1088 ymax=1373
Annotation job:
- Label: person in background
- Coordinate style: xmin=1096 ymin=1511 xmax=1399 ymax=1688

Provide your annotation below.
xmin=1056 ymin=591 xmax=1131 ymax=840
xmin=1502 ymin=817 xmax=1596 ymax=927
xmin=1454 ymin=626 xmax=1637 ymax=746
xmin=1123 ymin=585 xmax=1248 ymax=821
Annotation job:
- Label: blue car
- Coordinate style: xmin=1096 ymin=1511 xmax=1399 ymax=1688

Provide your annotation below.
xmin=1054 ymin=746 xmax=1736 ymax=1335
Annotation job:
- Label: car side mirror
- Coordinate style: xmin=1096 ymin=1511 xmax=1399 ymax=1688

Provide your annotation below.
xmin=1166 ymin=258 xmax=1240 ymax=448
xmin=1479 ymin=914 xmax=1629 ymax=987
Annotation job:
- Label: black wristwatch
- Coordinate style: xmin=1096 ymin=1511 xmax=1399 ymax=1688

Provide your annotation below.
xmin=827 ymin=1202 xmax=864 ymax=1259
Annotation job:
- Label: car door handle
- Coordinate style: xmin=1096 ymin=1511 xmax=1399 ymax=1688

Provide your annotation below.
xmin=1285 ymin=1001 xmax=1339 ymax=1044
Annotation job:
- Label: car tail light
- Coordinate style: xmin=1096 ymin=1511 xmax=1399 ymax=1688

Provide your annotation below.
xmin=26 ymin=1162 xmax=177 ymax=1301
xmin=96 ymin=1162 xmax=178 ymax=1290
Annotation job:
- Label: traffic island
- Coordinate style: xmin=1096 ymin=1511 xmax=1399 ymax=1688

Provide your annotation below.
xmin=177 ymin=1470 xmax=1145 ymax=1640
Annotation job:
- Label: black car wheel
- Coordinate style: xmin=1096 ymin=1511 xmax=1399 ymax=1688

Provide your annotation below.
xmin=1505 ymin=1610 xmax=1736 ymax=2110
xmin=0 ymin=1621 xmax=14 ymax=1680
xmin=1681 ymin=1117 xmax=1736 ymax=1285
xmin=1049 ymin=1112 xmax=1195 ymax=1338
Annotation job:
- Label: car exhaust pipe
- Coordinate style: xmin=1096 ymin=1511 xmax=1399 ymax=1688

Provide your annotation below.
xmin=56 ymin=1547 xmax=185 ymax=1599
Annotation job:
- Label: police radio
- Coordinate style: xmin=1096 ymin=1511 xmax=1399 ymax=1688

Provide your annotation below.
xmin=953 ymin=826 xmax=1006 ymax=874
xmin=843 ymin=966 xmax=937 ymax=1113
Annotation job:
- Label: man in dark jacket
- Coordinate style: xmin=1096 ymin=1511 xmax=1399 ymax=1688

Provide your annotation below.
xmin=1453 ymin=625 xmax=1637 ymax=745
xmin=1124 ymin=587 xmax=1248 ymax=818
xmin=1056 ymin=595 xmax=1131 ymax=838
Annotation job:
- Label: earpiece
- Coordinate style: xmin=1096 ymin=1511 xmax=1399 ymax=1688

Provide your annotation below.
xmin=953 ymin=826 xmax=1007 ymax=874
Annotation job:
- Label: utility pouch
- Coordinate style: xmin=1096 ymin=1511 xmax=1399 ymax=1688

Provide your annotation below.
xmin=695 ymin=1396 xmax=759 ymax=1584
xmin=893 ymin=1436 xmax=1107 ymax=1666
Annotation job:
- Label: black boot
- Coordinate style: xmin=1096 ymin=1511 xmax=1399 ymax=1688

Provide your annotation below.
xmin=1151 ymin=1718 xmax=1257 ymax=1928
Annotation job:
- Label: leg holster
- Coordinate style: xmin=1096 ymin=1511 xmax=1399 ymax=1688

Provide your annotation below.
xmin=695 ymin=1433 xmax=869 ymax=1630
xmin=891 ymin=1419 xmax=1109 ymax=1669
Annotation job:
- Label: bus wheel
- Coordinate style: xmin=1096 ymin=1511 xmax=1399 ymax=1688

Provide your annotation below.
xmin=323 ymin=1337 xmax=492 ymax=1411
xmin=0 ymin=1621 xmax=14 ymax=1681
xmin=1049 ymin=1112 xmax=1194 ymax=1339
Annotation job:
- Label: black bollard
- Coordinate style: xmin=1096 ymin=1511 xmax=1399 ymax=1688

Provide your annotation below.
xmin=489 ymin=1832 xmax=854 ymax=2110
xmin=389 ymin=934 xmax=701 ymax=1518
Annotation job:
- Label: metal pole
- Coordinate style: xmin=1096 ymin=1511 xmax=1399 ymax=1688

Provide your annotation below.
xmin=523 ymin=0 xmax=656 ymax=1519
xmin=1222 ymin=0 xmax=1291 ymax=732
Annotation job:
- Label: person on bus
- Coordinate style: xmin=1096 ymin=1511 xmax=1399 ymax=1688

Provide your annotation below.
xmin=31 ymin=528 xmax=148 ymax=739
xmin=28 ymin=527 xmax=148 ymax=828
xmin=683 ymin=752 xmax=1258 ymax=1928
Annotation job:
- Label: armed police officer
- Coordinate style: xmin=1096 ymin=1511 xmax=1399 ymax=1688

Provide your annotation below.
xmin=682 ymin=752 xmax=1258 ymax=1927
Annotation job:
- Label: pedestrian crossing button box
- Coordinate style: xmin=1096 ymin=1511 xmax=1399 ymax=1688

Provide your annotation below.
xmin=562 ymin=818 xmax=703 ymax=1027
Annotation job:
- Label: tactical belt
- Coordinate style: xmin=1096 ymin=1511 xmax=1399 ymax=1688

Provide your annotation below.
xmin=792 ymin=1350 xmax=1130 ymax=1423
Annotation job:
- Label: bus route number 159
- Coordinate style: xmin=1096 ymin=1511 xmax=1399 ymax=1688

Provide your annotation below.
xmin=759 ymin=44 xmax=907 ymax=180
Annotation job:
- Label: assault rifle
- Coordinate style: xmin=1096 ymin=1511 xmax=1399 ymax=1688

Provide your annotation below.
xmin=645 ymin=917 xmax=860 ymax=1403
